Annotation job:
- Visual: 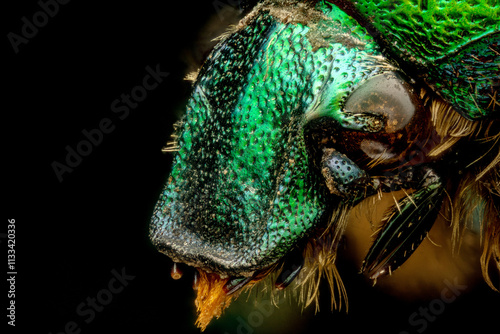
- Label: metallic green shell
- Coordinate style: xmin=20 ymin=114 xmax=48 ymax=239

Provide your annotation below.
xmin=150 ymin=3 xmax=384 ymax=275
xmin=150 ymin=0 xmax=499 ymax=277
xmin=337 ymin=0 xmax=500 ymax=120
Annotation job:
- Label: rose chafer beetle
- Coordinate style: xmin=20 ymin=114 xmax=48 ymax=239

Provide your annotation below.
xmin=150 ymin=0 xmax=499 ymax=329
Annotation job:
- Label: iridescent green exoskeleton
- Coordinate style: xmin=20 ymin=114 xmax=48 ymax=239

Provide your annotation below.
xmin=150 ymin=0 xmax=499 ymax=292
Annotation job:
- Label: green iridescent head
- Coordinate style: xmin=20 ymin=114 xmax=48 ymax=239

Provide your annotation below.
xmin=149 ymin=0 xmax=499 ymax=281
xmin=150 ymin=1 xmax=389 ymax=276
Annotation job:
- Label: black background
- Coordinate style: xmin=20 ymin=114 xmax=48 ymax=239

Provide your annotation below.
xmin=5 ymin=1 xmax=500 ymax=333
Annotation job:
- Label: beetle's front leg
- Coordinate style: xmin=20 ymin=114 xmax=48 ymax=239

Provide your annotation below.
xmin=320 ymin=147 xmax=371 ymax=199
xmin=361 ymin=166 xmax=445 ymax=279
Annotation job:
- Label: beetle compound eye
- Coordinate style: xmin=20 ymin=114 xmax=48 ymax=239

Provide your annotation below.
xmin=313 ymin=70 xmax=434 ymax=172
xmin=343 ymin=72 xmax=420 ymax=133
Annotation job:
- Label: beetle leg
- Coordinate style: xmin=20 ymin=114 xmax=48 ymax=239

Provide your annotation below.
xmin=361 ymin=167 xmax=444 ymax=279
xmin=275 ymin=253 xmax=305 ymax=290
xmin=223 ymin=276 xmax=253 ymax=295
xmin=320 ymin=147 xmax=371 ymax=199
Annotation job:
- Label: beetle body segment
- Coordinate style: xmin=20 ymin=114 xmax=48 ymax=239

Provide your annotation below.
xmin=150 ymin=3 xmax=385 ymax=276
xmin=150 ymin=0 xmax=500 ymax=329
xmin=331 ymin=0 xmax=500 ymax=119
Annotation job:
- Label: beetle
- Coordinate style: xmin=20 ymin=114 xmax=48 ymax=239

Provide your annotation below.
xmin=149 ymin=0 xmax=499 ymax=330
